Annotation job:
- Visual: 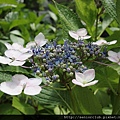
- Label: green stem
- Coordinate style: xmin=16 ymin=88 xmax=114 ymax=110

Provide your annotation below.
xmin=54 ymin=89 xmax=75 ymax=114
xmin=95 ymin=11 xmax=99 ymax=41
xmin=112 ymin=76 xmax=120 ymax=114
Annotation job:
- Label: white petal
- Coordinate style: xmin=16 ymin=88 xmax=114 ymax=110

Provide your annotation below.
xmin=108 ymin=51 xmax=119 ymax=63
xmin=75 ymin=72 xmax=85 ymax=82
xmin=108 ymin=51 xmax=118 ymax=58
xmin=0 ymin=56 xmax=12 ymax=64
xmin=92 ymin=40 xmax=107 ymax=46
xmin=26 ymin=41 xmax=36 ymax=48
xmin=83 ymin=35 xmax=91 ymax=39
xmin=0 ymin=82 xmax=23 ymax=95
xmin=72 ymin=79 xmax=85 ymax=87
xmin=69 ymin=31 xmax=79 ymax=40
xmin=26 ymin=78 xmax=42 ymax=86
xmin=5 ymin=50 xmax=22 ymax=59
xmin=24 ymin=86 xmax=42 ymax=95
xmin=35 ymin=32 xmax=48 ymax=46
xmin=72 ymin=79 xmax=98 ymax=87
xmin=107 ymin=56 xmax=119 ymax=63
xmin=12 ymin=74 xmax=28 ymax=85
xmin=4 ymin=43 xmax=12 ymax=49
xmin=108 ymin=40 xmax=117 ymax=45
xmin=84 ymin=69 xmax=95 ymax=82
xmin=117 ymin=52 xmax=120 ymax=59
xmin=81 ymin=80 xmax=98 ymax=87
xmin=77 ymin=28 xmax=87 ymax=36
xmin=12 ymin=43 xmax=29 ymax=53
xmin=16 ymin=52 xmax=33 ymax=61
xmin=8 ymin=60 xmax=25 ymax=66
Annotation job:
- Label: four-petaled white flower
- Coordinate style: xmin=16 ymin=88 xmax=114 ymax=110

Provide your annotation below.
xmin=92 ymin=39 xmax=117 ymax=46
xmin=4 ymin=42 xmax=30 ymax=53
xmin=0 ymin=49 xmax=33 ymax=66
xmin=68 ymin=28 xmax=91 ymax=40
xmin=72 ymin=69 xmax=98 ymax=87
xmin=107 ymin=50 xmax=120 ymax=65
xmin=26 ymin=32 xmax=48 ymax=48
xmin=0 ymin=74 xmax=42 ymax=95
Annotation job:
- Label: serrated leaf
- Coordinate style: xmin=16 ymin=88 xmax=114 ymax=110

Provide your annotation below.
xmin=102 ymin=0 xmax=118 ymax=24
xmin=2 ymin=66 xmax=30 ymax=75
xmin=54 ymin=1 xmax=83 ymax=38
xmin=33 ymin=85 xmax=74 ymax=114
xmin=116 ymin=0 xmax=120 ymax=26
xmin=12 ymin=97 xmax=36 ymax=115
xmin=0 ymin=72 xmax=12 ymax=82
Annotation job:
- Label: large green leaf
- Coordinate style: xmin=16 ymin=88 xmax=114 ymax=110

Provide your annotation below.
xmin=75 ymin=0 xmax=97 ymax=37
xmin=33 ymin=84 xmax=75 ymax=114
xmin=9 ymin=19 xmax=29 ymax=30
xmin=0 ymin=103 xmax=22 ymax=115
xmin=54 ymin=1 xmax=83 ymax=39
xmin=71 ymin=86 xmax=103 ymax=114
xmin=95 ymin=66 xmax=119 ymax=95
xmin=12 ymin=97 xmax=36 ymax=115
xmin=101 ymin=0 xmax=118 ymax=24
xmin=109 ymin=63 xmax=120 ymax=75
xmin=116 ymin=0 xmax=120 ymax=26
xmin=97 ymin=13 xmax=113 ymax=39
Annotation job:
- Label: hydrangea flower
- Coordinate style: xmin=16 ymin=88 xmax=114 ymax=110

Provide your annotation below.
xmin=26 ymin=32 xmax=48 ymax=48
xmin=72 ymin=69 xmax=98 ymax=87
xmin=0 ymin=74 xmax=42 ymax=95
xmin=69 ymin=28 xmax=91 ymax=40
xmin=0 ymin=49 xmax=33 ymax=66
xmin=107 ymin=51 xmax=120 ymax=65
xmin=92 ymin=39 xmax=117 ymax=46
xmin=4 ymin=42 xmax=30 ymax=53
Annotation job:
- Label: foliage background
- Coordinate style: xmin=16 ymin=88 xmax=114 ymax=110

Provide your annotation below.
xmin=0 ymin=0 xmax=120 ymax=116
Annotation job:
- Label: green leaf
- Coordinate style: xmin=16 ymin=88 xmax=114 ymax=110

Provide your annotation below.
xmin=97 ymin=13 xmax=113 ymax=38
xmin=10 ymin=34 xmax=24 ymax=45
xmin=71 ymin=86 xmax=103 ymax=114
xmin=12 ymin=97 xmax=36 ymax=115
xmin=95 ymin=90 xmax=111 ymax=107
xmin=95 ymin=66 xmax=119 ymax=95
xmin=33 ymin=84 xmax=74 ymax=114
xmin=54 ymin=1 xmax=83 ymax=38
xmin=0 ymin=0 xmax=17 ymax=4
xmin=9 ymin=19 xmax=29 ymax=30
xmin=0 ymin=72 xmax=12 ymax=82
xmin=109 ymin=63 xmax=120 ymax=75
xmin=101 ymin=0 xmax=118 ymax=24
xmin=10 ymin=30 xmax=22 ymax=36
xmin=0 ymin=103 xmax=22 ymax=115
xmin=33 ymin=87 xmax=66 ymax=105
xmin=2 ymin=66 xmax=30 ymax=75
xmin=116 ymin=0 xmax=120 ymax=26
xmin=75 ymin=0 xmax=97 ymax=37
